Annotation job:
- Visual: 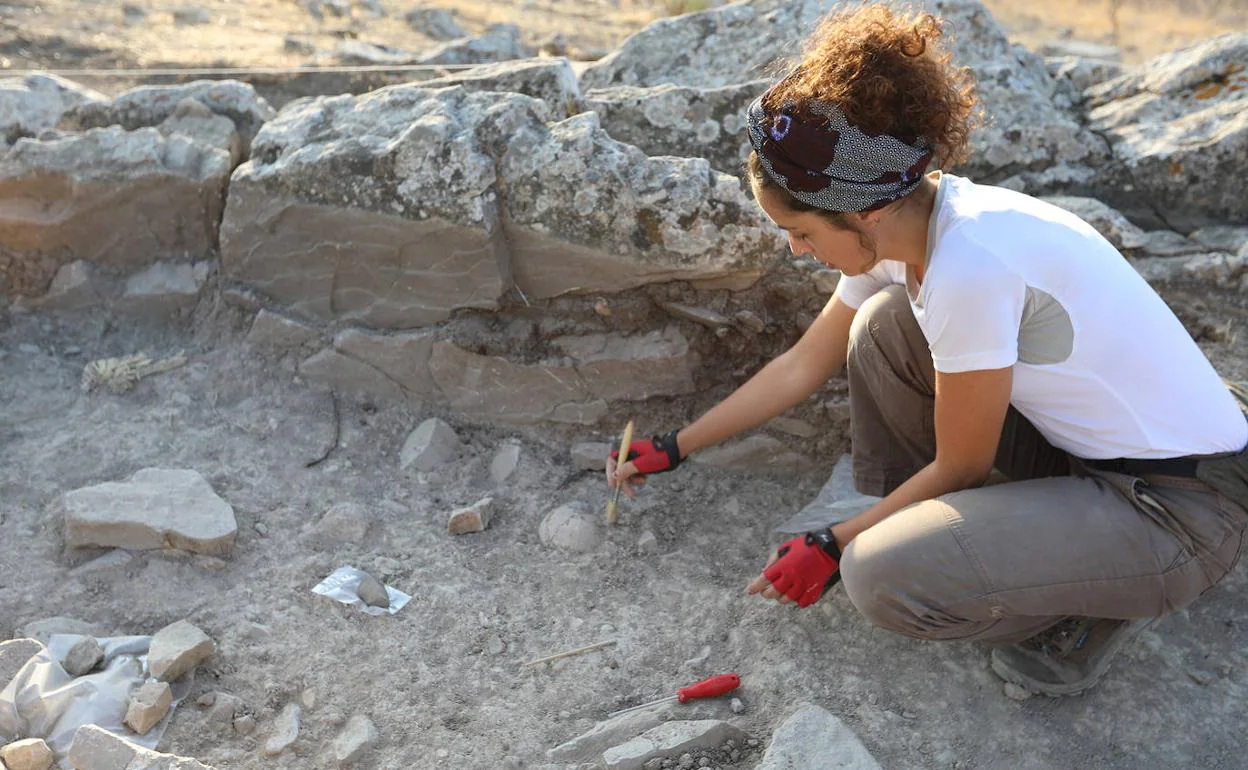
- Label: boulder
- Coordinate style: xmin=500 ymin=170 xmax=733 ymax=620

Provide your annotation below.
xmin=489 ymin=443 xmax=521 ymax=485
xmin=1085 ymin=34 xmax=1248 ymax=229
xmin=63 ymin=468 xmax=238 ymax=556
xmin=0 ymin=128 xmax=229 ymax=297
xmin=405 ymin=6 xmax=466 ymax=40
xmin=158 ymin=97 xmax=244 ymax=167
xmin=220 ymin=85 xmax=781 ymax=328
xmin=548 ymin=707 xmax=669 ymax=762
xmin=1133 ymin=252 xmax=1246 ymax=291
xmin=585 ymin=80 xmax=767 ymax=177
xmin=0 ymin=74 xmax=103 ymax=148
xmin=32 ymin=260 xmax=109 ymax=311
xmin=579 ymin=0 xmax=1106 ymax=185
xmin=307 ymin=502 xmax=372 ymax=548
xmin=419 ymin=58 xmax=585 ymax=117
xmin=1189 ymin=225 xmax=1248 ymax=253
xmin=68 ymin=724 xmax=218 ymax=770
xmin=246 ymin=309 xmax=320 ymax=351
xmin=58 ymin=79 xmax=275 ymax=156
xmin=149 ymin=620 xmax=215 ymax=682
xmin=757 ymin=703 xmax=880 ymax=770
xmin=417 ymin=24 xmax=533 ymax=65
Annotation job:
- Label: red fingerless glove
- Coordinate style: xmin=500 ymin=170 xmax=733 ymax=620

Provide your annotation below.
xmin=763 ymin=529 xmax=842 ymax=608
xmin=610 ymin=429 xmax=683 ymax=475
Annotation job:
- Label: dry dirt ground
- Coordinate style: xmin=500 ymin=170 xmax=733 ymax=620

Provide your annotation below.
xmin=1 ymin=291 xmax=1247 ymax=770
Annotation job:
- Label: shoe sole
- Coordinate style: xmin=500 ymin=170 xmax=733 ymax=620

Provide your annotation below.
xmin=990 ymin=618 xmax=1155 ymax=698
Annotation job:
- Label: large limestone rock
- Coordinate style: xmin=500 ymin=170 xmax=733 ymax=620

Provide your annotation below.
xmin=419 ymin=58 xmax=585 ymax=117
xmin=0 ymin=127 xmax=229 ymax=296
xmin=1085 ymin=34 xmax=1248 ymax=229
xmin=0 ymin=74 xmax=103 ymax=148
xmin=221 ymin=85 xmax=780 ymax=328
xmin=757 ymin=703 xmax=880 ymax=770
xmin=68 ymin=724 xmax=218 ymax=770
xmin=58 ymin=79 xmax=275 ymax=156
xmin=551 ymin=326 xmax=696 ymax=401
xmin=585 ymin=80 xmax=768 ymax=177
xmin=63 ymin=468 xmax=238 ymax=556
xmin=580 ymin=0 xmax=1105 ymax=185
xmin=429 ymin=342 xmax=597 ymax=425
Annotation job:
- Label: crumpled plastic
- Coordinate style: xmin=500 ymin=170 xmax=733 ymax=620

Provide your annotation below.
xmin=311 ymin=565 xmax=412 ymax=616
xmin=0 ymin=635 xmax=191 ymax=767
xmin=775 ymin=454 xmax=882 ymax=534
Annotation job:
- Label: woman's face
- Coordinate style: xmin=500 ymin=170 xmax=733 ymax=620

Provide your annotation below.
xmin=755 ymin=186 xmax=880 ymax=276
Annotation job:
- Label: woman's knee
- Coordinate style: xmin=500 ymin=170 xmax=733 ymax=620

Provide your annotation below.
xmin=847 ymin=285 xmax=910 ymax=363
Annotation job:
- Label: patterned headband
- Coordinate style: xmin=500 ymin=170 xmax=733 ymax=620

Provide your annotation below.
xmin=746 ymin=92 xmax=933 ymax=213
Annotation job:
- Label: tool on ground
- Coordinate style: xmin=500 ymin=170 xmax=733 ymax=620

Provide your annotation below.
xmin=606 ymin=419 xmax=635 ymax=525
xmin=523 ymin=640 xmax=617 ymax=668
xmin=608 ymin=673 xmax=741 ymax=718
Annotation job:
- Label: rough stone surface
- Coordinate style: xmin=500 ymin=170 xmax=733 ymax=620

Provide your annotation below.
xmin=405 ymin=6 xmax=465 ymax=39
xmin=0 ymin=74 xmax=103 ymax=149
xmin=221 ymin=85 xmax=780 ymax=327
xmin=61 ymin=635 xmax=104 ymax=676
xmin=419 ymin=58 xmax=584 ymax=117
xmin=489 ymin=443 xmax=522 ymax=485
xmin=539 ymin=503 xmax=602 ymax=552
xmin=263 ymin=703 xmax=302 ymax=757
xmin=1133 ymin=252 xmax=1246 ymax=290
xmin=585 ymin=80 xmax=767 ymax=176
xmin=579 ymin=0 xmax=1106 ymax=184
xmin=31 ymin=260 xmax=108 ymax=311
xmin=551 ymin=327 xmax=696 ymax=402
xmin=115 ymin=261 xmax=211 ymax=318
xmin=1085 ymin=34 xmax=1248 ymax=228
xmin=429 ymin=343 xmax=594 ymax=425
xmin=299 ymin=348 xmax=405 ymax=405
xmin=1039 ymin=195 xmax=1149 ymax=251
xmin=603 ymin=720 xmax=748 ymax=770
xmin=691 ymin=435 xmax=813 ymax=473
xmin=332 ymin=714 xmax=380 ymax=765
xmin=355 ymin=572 xmax=390 ymax=608
xmin=0 ymin=128 xmax=230 ymax=297
xmin=548 ymin=708 xmax=669 ymax=762
xmin=149 ymin=619 xmax=215 ymax=682
xmin=417 ymin=24 xmax=533 ymax=65
xmin=124 ymin=680 xmax=174 ymax=735
xmin=68 ymin=724 xmax=218 ymax=770
xmin=0 ymin=639 xmax=45 ymax=690
xmin=1046 ymin=55 xmax=1124 ymax=95
xmin=18 ymin=618 xmax=107 ymax=645
xmin=63 ymin=468 xmax=238 ymax=556
xmin=757 ymin=703 xmax=880 ymax=770
xmin=333 ymin=328 xmax=438 ymax=395
xmin=307 ymin=502 xmax=372 ymax=548
xmin=158 ymin=97 xmax=244 ymax=167
xmin=245 ymin=309 xmax=319 ymax=351
xmin=1189 ymin=225 xmax=1248 ymax=254
xmin=58 ymin=79 xmax=274 ymax=155
xmin=0 ymin=739 xmax=54 ymax=770
xmin=1136 ymin=229 xmax=1205 ymax=257
xmin=571 ymin=442 xmax=611 ymax=471
xmin=447 ymin=496 xmax=495 ymax=535
xmin=400 ymin=418 xmax=461 ymax=472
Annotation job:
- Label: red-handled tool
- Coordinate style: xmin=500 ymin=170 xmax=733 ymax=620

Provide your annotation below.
xmin=608 ymin=674 xmax=742 ymax=718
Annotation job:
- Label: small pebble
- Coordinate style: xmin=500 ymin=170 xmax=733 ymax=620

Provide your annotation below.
xmin=254 ymin=522 xmax=269 ymax=536
xmin=746 ymin=738 xmax=759 ymax=748
xmin=559 ymin=710 xmax=571 ymax=720
xmin=436 ymin=749 xmax=450 ymax=758
xmin=197 ymin=692 xmax=217 ymax=707
xmin=1004 ymin=682 xmax=1032 ymax=701
xmin=723 ymin=739 xmax=735 ymax=750
xmin=19 ymin=343 xmax=41 ymax=354
xmin=730 ymin=697 xmax=745 ymax=714
xmin=699 ymin=758 xmax=711 ymax=767
xmin=234 ymin=714 xmax=256 ymax=735
xmin=679 ymin=753 xmax=694 ymax=768
xmin=730 ymin=749 xmax=741 ymax=762
xmin=64 ymin=345 xmax=82 ymax=356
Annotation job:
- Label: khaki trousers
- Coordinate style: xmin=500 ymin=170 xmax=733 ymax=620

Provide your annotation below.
xmin=839 ymin=286 xmax=1248 ymax=644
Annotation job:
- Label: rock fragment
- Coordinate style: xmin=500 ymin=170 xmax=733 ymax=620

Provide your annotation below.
xmin=68 ymin=724 xmax=218 ymax=769
xmin=0 ymin=739 xmax=54 ymax=770
xmin=756 ymin=703 xmax=879 ymax=770
xmin=0 ymin=73 xmax=103 ymax=150
xmin=571 ymin=442 xmax=611 ymax=471
xmin=448 ymin=497 xmax=495 ymax=536
xmin=149 ymin=619 xmax=215 ymax=682
xmin=548 ymin=707 xmax=670 ymax=762
xmin=418 ymin=58 xmax=584 ymax=117
xmin=490 ymin=443 xmax=522 ymax=485
xmin=400 ymin=418 xmax=461 ymax=472
xmin=246 ymin=309 xmax=319 ymax=351
xmin=298 ymin=348 xmax=405 ymax=406
xmin=263 ymin=703 xmax=302 ymax=757
xmin=539 ymin=504 xmax=602 ymax=553
xmin=0 ymin=638 xmax=45 ymax=691
xmin=603 ymin=720 xmax=747 ymax=770
xmin=115 ymin=261 xmax=211 ymax=318
xmin=308 ymin=502 xmax=372 ymax=548
xmin=63 ymin=468 xmax=237 ymax=556
xmin=332 ymin=714 xmax=380 ymax=766
xmin=1004 ymin=682 xmax=1033 ymax=701
xmin=356 ymin=572 xmax=390 ymax=608
xmin=124 ymin=680 xmax=173 ymax=735
xmin=62 ymin=636 xmax=104 ymax=676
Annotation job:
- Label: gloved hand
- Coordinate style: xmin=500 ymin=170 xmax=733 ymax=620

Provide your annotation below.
xmin=610 ymin=429 xmax=683 ymax=476
xmin=758 ymin=529 xmax=842 ymax=608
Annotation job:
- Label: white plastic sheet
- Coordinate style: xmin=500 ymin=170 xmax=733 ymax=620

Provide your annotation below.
xmin=775 ymin=455 xmax=882 ymax=534
xmin=311 ymin=565 xmax=411 ymax=616
xmin=0 ymin=635 xmax=191 ymax=768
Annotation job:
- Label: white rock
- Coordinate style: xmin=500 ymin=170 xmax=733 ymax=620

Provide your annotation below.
xmin=448 ymin=497 xmax=495 ymax=536
xmin=332 ymin=714 xmax=380 ymax=765
xmin=539 ymin=504 xmax=602 ymax=553
xmin=400 ymin=418 xmax=461 ymax=472
xmin=756 ymin=703 xmax=880 ymax=770
xmin=63 ymin=468 xmax=237 ymax=556
xmin=68 ymin=724 xmax=217 ymax=769
xmin=124 ymin=680 xmax=173 ymax=735
xmin=489 ymin=443 xmax=522 ymax=485
xmin=62 ymin=636 xmax=104 ymax=676
xmin=0 ymin=739 xmax=54 ymax=770
xmin=149 ymin=619 xmax=215 ymax=682
xmin=571 ymin=442 xmax=611 ymax=471
xmin=603 ymin=720 xmax=748 ymax=770
xmin=263 ymin=703 xmax=302 ymax=757
xmin=548 ymin=707 xmax=669 ymax=762
xmin=0 ymin=74 xmax=103 ymax=149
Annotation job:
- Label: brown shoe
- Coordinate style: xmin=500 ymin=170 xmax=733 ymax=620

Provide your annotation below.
xmin=990 ymin=617 xmax=1155 ymax=697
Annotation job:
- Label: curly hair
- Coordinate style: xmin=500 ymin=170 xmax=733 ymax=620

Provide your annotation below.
xmin=748 ymin=4 xmax=979 ymax=219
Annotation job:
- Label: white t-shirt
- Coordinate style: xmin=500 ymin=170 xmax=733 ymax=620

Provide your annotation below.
xmin=834 ymin=173 xmax=1248 ymax=460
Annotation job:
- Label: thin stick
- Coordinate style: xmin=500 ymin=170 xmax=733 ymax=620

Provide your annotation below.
xmin=523 ymin=640 xmax=617 ymax=668
xmin=606 ymin=419 xmax=635 ymax=525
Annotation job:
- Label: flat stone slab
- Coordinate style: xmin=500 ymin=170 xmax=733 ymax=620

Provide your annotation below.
xmin=63 ymin=468 xmax=238 ymax=556
xmin=757 ymin=703 xmax=880 ymax=770
xmin=68 ymin=724 xmax=218 ymax=770
xmin=603 ymin=719 xmax=747 ymax=770
xmin=149 ymin=619 xmax=215 ymax=682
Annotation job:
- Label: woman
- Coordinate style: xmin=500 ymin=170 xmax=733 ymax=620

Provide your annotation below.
xmin=607 ymin=4 xmax=1248 ymax=697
